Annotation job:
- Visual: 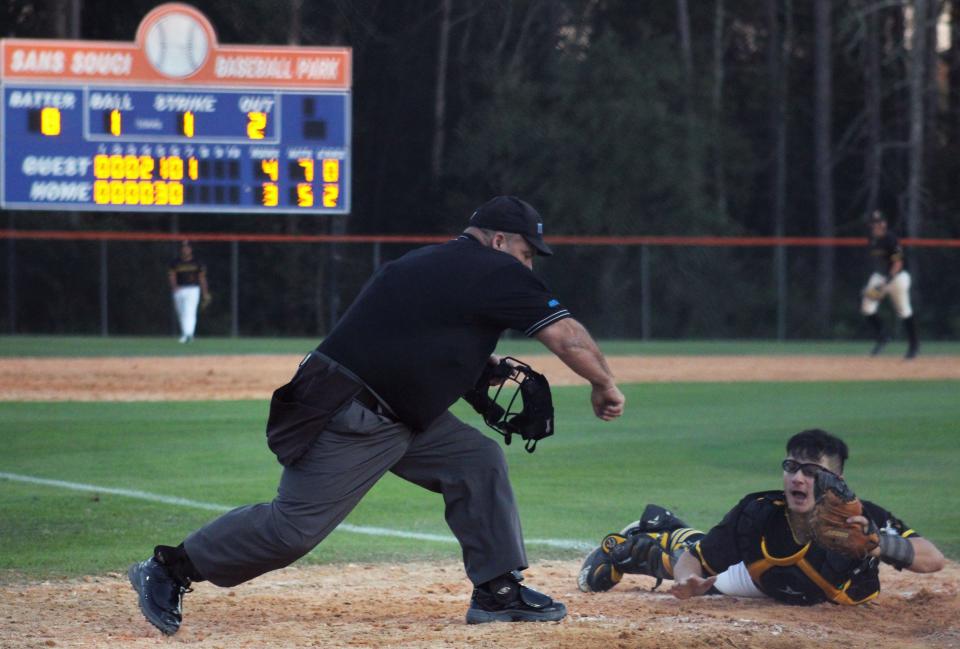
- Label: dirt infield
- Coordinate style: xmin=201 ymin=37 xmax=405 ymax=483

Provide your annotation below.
xmin=1 ymin=353 xmax=958 ymax=401
xmin=3 ymin=560 xmax=958 ymax=649
xmin=2 ymin=354 xmax=958 ymax=648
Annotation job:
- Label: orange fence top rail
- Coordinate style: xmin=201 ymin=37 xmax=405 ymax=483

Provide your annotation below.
xmin=1 ymin=229 xmax=959 ymax=247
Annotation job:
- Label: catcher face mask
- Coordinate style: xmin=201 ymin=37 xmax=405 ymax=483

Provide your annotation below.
xmin=462 ymin=357 xmax=554 ymax=453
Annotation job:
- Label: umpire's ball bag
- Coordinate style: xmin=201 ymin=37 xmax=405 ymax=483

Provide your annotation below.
xmin=265 ymin=355 xmax=363 ymax=466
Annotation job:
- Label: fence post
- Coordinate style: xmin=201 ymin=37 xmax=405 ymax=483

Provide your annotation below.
xmin=99 ymin=239 xmax=108 ymax=336
xmin=231 ymin=239 xmax=239 ymax=337
xmin=372 ymin=240 xmax=381 ymax=270
xmin=6 ymin=214 xmax=15 ymax=334
xmin=775 ymin=244 xmax=787 ymax=340
xmin=640 ymin=245 xmax=651 ymax=340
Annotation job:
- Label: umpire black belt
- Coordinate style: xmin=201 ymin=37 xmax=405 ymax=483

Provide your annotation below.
xmin=304 ymin=351 xmax=396 ymax=420
xmin=353 ymin=385 xmax=393 ymax=417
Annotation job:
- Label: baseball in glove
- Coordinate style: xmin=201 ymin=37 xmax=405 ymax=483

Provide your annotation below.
xmin=810 ymin=471 xmax=880 ymax=559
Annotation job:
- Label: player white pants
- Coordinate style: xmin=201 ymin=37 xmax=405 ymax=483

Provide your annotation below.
xmin=173 ymin=286 xmax=201 ymax=339
xmin=714 ymin=561 xmax=767 ymax=598
xmin=860 ymin=271 xmax=912 ymax=319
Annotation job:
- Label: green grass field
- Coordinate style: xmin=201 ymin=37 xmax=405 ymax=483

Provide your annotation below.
xmin=1 ymin=367 xmax=957 ymax=581
xmin=3 ymin=335 xmax=960 ymax=357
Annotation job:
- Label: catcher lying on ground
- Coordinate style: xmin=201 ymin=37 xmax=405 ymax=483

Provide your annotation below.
xmin=579 ymin=429 xmax=944 ymax=605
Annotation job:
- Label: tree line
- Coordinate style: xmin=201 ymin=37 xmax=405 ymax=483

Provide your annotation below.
xmin=3 ymin=0 xmax=959 ymax=338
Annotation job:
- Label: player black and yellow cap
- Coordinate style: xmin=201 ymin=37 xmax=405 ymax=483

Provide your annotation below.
xmin=469 ymin=196 xmax=553 ymax=256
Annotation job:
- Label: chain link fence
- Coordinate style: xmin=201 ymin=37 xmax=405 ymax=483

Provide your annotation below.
xmin=2 ymin=233 xmax=958 ymax=341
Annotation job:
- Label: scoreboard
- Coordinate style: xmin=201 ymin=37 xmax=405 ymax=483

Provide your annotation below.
xmin=0 ymin=3 xmax=352 ymax=214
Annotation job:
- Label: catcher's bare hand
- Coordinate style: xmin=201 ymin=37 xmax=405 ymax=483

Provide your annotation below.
xmin=485 ymin=355 xmax=505 ymax=385
xmin=484 ymin=355 xmax=520 ymax=386
xmin=669 ymin=575 xmax=717 ymax=600
xmin=591 ymin=383 xmax=625 ymax=420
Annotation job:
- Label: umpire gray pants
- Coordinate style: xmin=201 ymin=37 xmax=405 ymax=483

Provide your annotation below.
xmin=183 ymin=400 xmax=528 ymax=588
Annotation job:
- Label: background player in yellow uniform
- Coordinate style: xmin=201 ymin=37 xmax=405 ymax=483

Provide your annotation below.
xmin=861 ymin=211 xmax=919 ymax=359
xmin=168 ymin=240 xmax=211 ymax=343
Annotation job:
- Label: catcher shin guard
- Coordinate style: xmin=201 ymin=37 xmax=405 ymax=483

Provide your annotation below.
xmin=578 ymin=536 xmax=626 ymax=592
xmin=578 ymin=528 xmax=704 ymax=592
xmin=619 ymin=504 xmax=690 ymax=536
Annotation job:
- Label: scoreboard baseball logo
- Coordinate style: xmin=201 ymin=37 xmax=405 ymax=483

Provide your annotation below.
xmin=140 ymin=4 xmax=213 ymax=79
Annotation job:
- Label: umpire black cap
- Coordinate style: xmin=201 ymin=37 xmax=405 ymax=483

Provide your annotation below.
xmin=469 ymin=196 xmax=553 ymax=256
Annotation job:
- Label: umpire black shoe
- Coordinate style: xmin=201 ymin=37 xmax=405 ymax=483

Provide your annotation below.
xmin=128 ymin=557 xmax=191 ymax=635
xmin=466 ymin=570 xmax=566 ymax=624
xmin=905 ymin=343 xmax=919 ymax=360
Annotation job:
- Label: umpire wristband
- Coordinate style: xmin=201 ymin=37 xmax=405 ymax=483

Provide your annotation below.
xmin=879 ymin=533 xmax=915 ymax=570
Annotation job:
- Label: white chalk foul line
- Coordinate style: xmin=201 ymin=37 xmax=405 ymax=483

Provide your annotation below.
xmin=0 ymin=471 xmax=594 ymax=551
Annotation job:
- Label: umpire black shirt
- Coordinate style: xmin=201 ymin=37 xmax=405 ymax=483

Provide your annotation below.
xmin=317 ymin=234 xmax=571 ymax=430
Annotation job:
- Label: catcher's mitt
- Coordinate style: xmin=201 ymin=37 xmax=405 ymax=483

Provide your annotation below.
xmin=462 ymin=357 xmax=554 ymax=453
xmin=810 ymin=471 xmax=880 ymax=559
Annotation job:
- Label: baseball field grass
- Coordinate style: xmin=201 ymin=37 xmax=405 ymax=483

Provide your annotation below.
xmin=2 ymin=378 xmax=957 ymax=581
xmin=3 ymin=335 xmax=960 ymax=357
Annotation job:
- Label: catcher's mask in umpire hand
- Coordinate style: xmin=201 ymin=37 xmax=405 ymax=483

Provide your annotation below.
xmin=462 ymin=357 xmax=554 ymax=453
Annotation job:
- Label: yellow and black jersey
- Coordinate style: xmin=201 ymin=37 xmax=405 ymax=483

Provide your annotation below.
xmin=692 ymin=490 xmax=918 ymax=606
xmin=169 ymin=258 xmax=206 ymax=287
xmin=869 ymin=231 xmax=904 ymax=276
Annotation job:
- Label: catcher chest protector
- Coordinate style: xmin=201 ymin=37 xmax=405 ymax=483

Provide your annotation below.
xmin=462 ymin=357 xmax=554 ymax=452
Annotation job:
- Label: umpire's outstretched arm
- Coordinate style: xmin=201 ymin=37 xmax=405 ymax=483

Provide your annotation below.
xmin=535 ymin=318 xmax=625 ymax=421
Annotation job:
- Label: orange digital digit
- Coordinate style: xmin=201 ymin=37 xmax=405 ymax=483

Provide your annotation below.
xmin=169 ymin=182 xmax=184 ymax=205
xmin=123 ymin=155 xmax=140 ymax=180
xmin=298 ymin=159 xmax=315 ymax=182
xmin=168 ymin=157 xmax=184 ymax=181
xmin=247 ymin=112 xmax=266 ymax=140
xmin=93 ymin=180 xmax=110 ymax=204
xmin=94 ymin=155 xmax=110 ymax=179
xmin=138 ymin=156 xmax=154 ymax=180
xmin=124 ymin=180 xmax=140 ymax=205
xmin=260 ymin=159 xmax=279 ymax=181
xmin=262 ymin=183 xmax=279 ymax=207
xmin=109 ymin=180 xmax=125 ymax=205
xmin=181 ymin=111 xmax=195 ymax=138
xmin=139 ymin=180 xmax=155 ymax=205
xmin=296 ymin=183 xmax=314 ymax=207
xmin=322 ymin=184 xmax=339 ymax=208
xmin=109 ymin=110 xmax=122 ymax=136
xmin=40 ymin=107 xmax=61 ymax=136
xmin=322 ymin=159 xmax=340 ymax=183
xmin=109 ymin=154 xmax=125 ymax=180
